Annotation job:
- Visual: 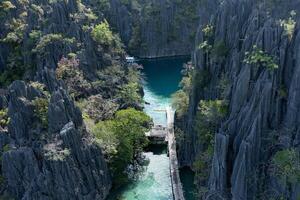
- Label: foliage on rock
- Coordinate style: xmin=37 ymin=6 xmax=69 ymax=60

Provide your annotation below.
xmin=244 ymin=45 xmax=278 ymax=70
xmin=56 ymin=57 xmax=92 ymax=99
xmin=0 ymin=109 xmax=9 ymax=130
xmin=272 ymin=148 xmax=300 ymax=184
xmin=32 ymin=97 xmax=49 ymax=129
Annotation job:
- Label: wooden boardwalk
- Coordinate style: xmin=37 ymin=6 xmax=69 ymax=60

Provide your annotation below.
xmin=146 ymin=107 xmax=185 ymax=200
xmin=166 ymin=107 xmax=185 ymax=200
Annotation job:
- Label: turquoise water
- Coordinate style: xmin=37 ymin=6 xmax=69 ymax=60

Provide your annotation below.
xmin=141 ymin=57 xmax=189 ymax=125
xmin=110 ymin=57 xmax=193 ymax=200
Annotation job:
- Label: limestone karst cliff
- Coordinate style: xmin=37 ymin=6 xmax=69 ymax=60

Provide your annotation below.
xmin=0 ymin=0 xmax=136 ymax=199
xmin=103 ymin=0 xmax=201 ymax=58
xmin=175 ymin=0 xmax=300 ymax=199
xmin=1 ymin=0 xmax=300 ymax=199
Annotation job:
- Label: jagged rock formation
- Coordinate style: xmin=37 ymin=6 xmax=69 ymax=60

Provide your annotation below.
xmin=0 ymin=71 xmax=117 ymax=199
xmin=177 ymin=0 xmax=300 ymax=199
xmin=2 ymin=80 xmax=111 ymax=199
xmin=0 ymin=0 xmax=131 ymax=199
xmin=103 ymin=0 xmax=200 ymax=58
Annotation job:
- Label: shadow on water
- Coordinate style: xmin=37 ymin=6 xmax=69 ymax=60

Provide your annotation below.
xmin=145 ymin=144 xmax=168 ymax=155
xmin=138 ymin=56 xmax=190 ymax=98
xmin=180 ymin=167 xmax=197 ymax=200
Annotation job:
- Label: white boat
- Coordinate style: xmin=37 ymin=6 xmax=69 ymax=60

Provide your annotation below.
xmin=126 ymin=56 xmax=135 ymax=63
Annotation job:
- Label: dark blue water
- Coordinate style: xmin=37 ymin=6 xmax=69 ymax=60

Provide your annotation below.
xmin=110 ymin=56 xmax=195 ymax=200
xmin=140 ymin=57 xmax=189 ymax=125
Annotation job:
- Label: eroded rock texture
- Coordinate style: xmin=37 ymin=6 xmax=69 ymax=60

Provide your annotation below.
xmin=177 ymin=0 xmax=300 ymax=199
xmin=104 ymin=0 xmax=201 ymax=58
xmin=2 ymin=80 xmax=111 ymax=200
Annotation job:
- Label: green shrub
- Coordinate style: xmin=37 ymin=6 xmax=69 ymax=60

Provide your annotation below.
xmin=202 ymin=24 xmax=214 ymax=38
xmin=244 ymin=45 xmax=278 ymax=70
xmin=118 ymin=82 xmax=143 ymax=106
xmin=280 ymin=10 xmax=297 ymax=40
xmin=30 ymin=82 xmax=50 ymax=97
xmin=91 ymin=20 xmax=124 ymax=53
xmin=32 ymin=97 xmax=49 ymax=128
xmin=33 ymin=34 xmax=75 ymax=54
xmin=44 ymin=148 xmax=71 ymax=161
xmin=91 ymin=20 xmax=114 ymax=46
xmin=272 ymin=148 xmax=300 ymax=184
xmin=172 ymin=63 xmax=194 ymax=117
xmin=278 ymin=85 xmax=288 ymax=99
xmin=0 ymin=47 xmax=25 ymax=87
xmin=0 ymin=1 xmax=16 ymax=11
xmin=198 ymin=40 xmax=212 ymax=53
xmin=193 ymin=99 xmax=227 ymax=194
xmin=56 ymin=57 xmax=92 ymax=99
xmin=91 ymin=108 xmax=151 ymax=185
xmin=0 ymin=144 xmax=10 ymax=163
xmin=0 ymin=109 xmax=9 ymax=129
xmin=194 ymin=100 xmax=228 ymax=146
xmin=172 ymin=90 xmax=189 ymax=117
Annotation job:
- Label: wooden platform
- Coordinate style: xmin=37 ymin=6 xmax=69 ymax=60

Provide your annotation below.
xmin=145 ymin=125 xmax=168 ymax=144
xmin=145 ymin=107 xmax=185 ymax=200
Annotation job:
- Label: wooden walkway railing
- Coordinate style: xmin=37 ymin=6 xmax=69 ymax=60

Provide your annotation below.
xmin=166 ymin=107 xmax=185 ymax=200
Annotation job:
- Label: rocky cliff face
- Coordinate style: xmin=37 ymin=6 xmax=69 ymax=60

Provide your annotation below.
xmin=2 ymin=79 xmax=111 ymax=200
xmin=104 ymin=0 xmax=200 ymax=58
xmin=0 ymin=0 xmax=132 ymax=198
xmin=177 ymin=0 xmax=300 ymax=199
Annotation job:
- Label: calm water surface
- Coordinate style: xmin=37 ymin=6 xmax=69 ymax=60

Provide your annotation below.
xmin=110 ymin=57 xmax=195 ymax=200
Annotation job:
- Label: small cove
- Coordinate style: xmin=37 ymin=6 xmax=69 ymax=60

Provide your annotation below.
xmin=109 ymin=56 xmax=196 ymax=200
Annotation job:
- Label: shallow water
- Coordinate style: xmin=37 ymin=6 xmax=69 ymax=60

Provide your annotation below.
xmin=110 ymin=57 xmax=194 ymax=200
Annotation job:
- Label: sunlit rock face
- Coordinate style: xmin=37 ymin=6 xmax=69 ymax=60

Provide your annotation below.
xmin=177 ymin=0 xmax=300 ymax=199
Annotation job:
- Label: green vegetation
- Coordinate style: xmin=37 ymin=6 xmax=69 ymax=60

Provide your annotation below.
xmin=91 ymin=20 xmax=123 ymax=53
xmin=280 ymin=10 xmax=297 ymax=40
xmin=197 ymin=24 xmax=214 ymax=53
xmin=78 ymin=95 xmax=118 ymax=122
xmin=0 ymin=109 xmax=9 ymax=129
xmin=0 ymin=47 xmax=24 ymax=87
xmin=193 ymin=99 xmax=228 ymax=194
xmin=91 ymin=108 xmax=152 ymax=185
xmin=244 ymin=45 xmax=278 ymax=70
xmin=198 ymin=41 xmax=212 ymax=53
xmin=30 ymin=82 xmax=50 ymax=97
xmin=0 ymin=1 xmax=16 ymax=11
xmin=172 ymin=63 xmax=194 ymax=117
xmin=44 ymin=148 xmax=71 ymax=161
xmin=33 ymin=34 xmax=75 ymax=54
xmin=32 ymin=97 xmax=49 ymax=129
xmin=172 ymin=90 xmax=189 ymax=118
xmin=0 ymin=144 xmax=10 ymax=166
xmin=202 ymin=24 xmax=214 ymax=38
xmin=118 ymin=82 xmax=142 ymax=107
xmin=278 ymin=85 xmax=288 ymax=99
xmin=172 ymin=63 xmax=211 ymax=117
xmin=91 ymin=20 xmax=114 ymax=46
xmin=194 ymin=100 xmax=228 ymax=145
xmin=272 ymin=148 xmax=300 ymax=184
xmin=56 ymin=56 xmax=92 ymax=99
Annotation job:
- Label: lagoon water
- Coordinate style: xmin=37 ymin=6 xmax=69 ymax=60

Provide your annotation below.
xmin=110 ymin=57 xmax=195 ymax=200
